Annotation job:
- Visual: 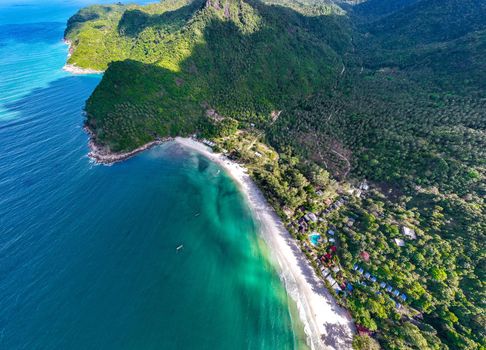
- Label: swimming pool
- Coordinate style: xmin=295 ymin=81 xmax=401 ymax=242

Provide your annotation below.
xmin=309 ymin=234 xmax=321 ymax=246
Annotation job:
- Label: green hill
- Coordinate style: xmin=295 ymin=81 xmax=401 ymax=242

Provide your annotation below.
xmin=65 ymin=0 xmax=350 ymax=151
xmin=65 ymin=0 xmax=485 ymax=349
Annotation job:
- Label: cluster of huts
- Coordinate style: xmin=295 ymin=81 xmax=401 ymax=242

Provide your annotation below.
xmin=201 ymin=139 xmax=216 ymax=147
xmin=295 ymin=196 xmax=348 ymax=233
xmin=303 ymin=241 xmax=346 ymax=294
xmin=353 ymin=264 xmax=408 ymax=308
xmin=321 ymin=196 xmax=347 ymax=217
xmin=301 ymin=225 xmax=349 ymax=294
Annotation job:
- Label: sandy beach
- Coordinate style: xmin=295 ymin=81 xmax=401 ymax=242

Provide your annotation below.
xmin=175 ymin=137 xmax=355 ymax=350
xmin=63 ymin=64 xmax=103 ymax=75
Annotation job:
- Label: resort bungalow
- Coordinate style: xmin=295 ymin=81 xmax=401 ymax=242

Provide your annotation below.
xmin=386 ymin=285 xmax=393 ymax=293
xmin=346 ymin=217 xmax=356 ymax=227
xmin=304 ymin=212 xmax=318 ymax=223
xmin=202 ymin=139 xmax=216 ymax=147
xmin=353 ymin=264 xmax=359 ymax=271
xmin=401 ymin=226 xmax=417 ymax=240
xmin=302 ymin=243 xmax=313 ymax=254
xmin=356 ymin=325 xmax=372 ymax=336
xmin=326 ymin=274 xmax=338 ymax=287
xmin=360 ymin=251 xmax=370 ymax=262
xmin=328 ymin=229 xmax=335 ymax=236
xmin=370 ymin=276 xmax=377 ymax=283
xmin=332 ymin=266 xmax=341 ymax=273
xmin=364 ymin=272 xmax=371 ymax=279
xmin=358 ymin=268 xmax=364 ymax=275
xmin=394 ymin=238 xmax=405 ymax=247
xmin=393 ymin=290 xmax=400 ymax=297
xmin=321 ymin=267 xmax=331 ymax=277
xmin=334 ymin=284 xmax=343 ymax=293
xmin=298 ymin=218 xmax=309 ymax=232
xmin=329 ymin=238 xmax=336 ymax=243
xmin=379 ymin=282 xmax=387 ymax=289
xmin=359 ymin=180 xmax=369 ymax=191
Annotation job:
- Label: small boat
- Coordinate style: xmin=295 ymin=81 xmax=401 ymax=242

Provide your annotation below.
xmin=194 ymin=212 xmax=200 ymax=217
xmin=176 ymin=245 xmax=184 ymax=251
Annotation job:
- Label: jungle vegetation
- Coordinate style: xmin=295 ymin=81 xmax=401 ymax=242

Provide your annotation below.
xmin=65 ymin=0 xmax=485 ymax=348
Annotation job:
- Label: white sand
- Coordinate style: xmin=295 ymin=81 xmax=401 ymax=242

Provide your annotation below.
xmin=63 ymin=64 xmax=103 ymax=75
xmin=175 ymin=137 xmax=355 ymax=350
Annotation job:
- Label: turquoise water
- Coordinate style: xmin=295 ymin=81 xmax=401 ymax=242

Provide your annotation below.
xmin=0 ymin=2 xmax=306 ymax=349
xmin=309 ymin=234 xmax=321 ymax=246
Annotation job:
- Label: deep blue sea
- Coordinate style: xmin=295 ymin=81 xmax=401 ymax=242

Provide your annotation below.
xmin=0 ymin=1 xmax=306 ymax=348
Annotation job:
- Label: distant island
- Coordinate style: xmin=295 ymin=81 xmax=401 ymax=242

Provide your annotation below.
xmin=64 ymin=0 xmax=485 ymax=349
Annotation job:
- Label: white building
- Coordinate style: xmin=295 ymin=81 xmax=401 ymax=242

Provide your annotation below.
xmin=304 ymin=212 xmax=318 ymax=222
xmin=326 ymin=274 xmax=337 ymax=287
xmin=394 ymin=238 xmax=405 ymax=247
xmin=402 ymin=226 xmax=417 ymax=240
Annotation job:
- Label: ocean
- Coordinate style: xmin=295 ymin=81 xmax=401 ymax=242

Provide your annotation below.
xmin=0 ymin=1 xmax=307 ymax=349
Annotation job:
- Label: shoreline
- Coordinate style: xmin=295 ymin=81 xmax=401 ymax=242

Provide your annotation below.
xmin=63 ymin=64 xmax=104 ymax=75
xmin=63 ymin=40 xmax=104 ymax=75
xmin=85 ymin=134 xmax=356 ymax=348
xmin=174 ymin=137 xmax=355 ymax=350
xmin=85 ymin=126 xmax=170 ymax=164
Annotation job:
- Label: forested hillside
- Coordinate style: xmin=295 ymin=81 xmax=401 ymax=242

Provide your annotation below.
xmin=268 ymin=1 xmax=485 ymax=348
xmin=65 ymin=0 xmax=350 ymax=151
xmin=65 ymin=0 xmax=485 ymax=349
xmin=351 ymin=0 xmax=419 ymax=19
